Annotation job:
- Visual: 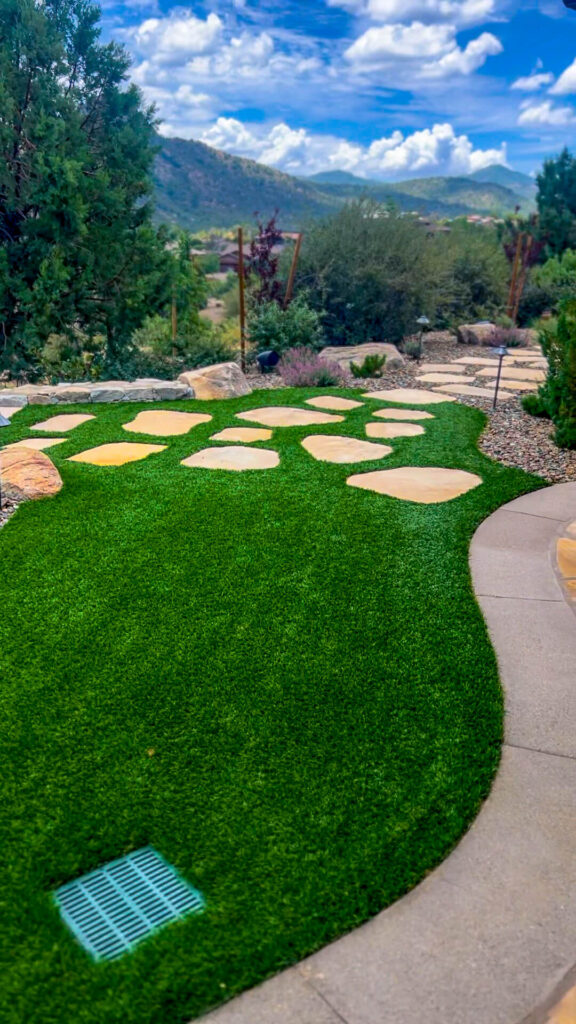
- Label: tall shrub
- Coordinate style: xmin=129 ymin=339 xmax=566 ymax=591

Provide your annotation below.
xmin=524 ymin=299 xmax=576 ymax=448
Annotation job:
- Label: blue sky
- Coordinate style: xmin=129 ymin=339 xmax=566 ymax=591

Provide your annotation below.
xmin=99 ymin=0 xmax=576 ymax=179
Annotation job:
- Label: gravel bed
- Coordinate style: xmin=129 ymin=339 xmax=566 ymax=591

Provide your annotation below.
xmin=0 ymin=497 xmax=21 ymax=529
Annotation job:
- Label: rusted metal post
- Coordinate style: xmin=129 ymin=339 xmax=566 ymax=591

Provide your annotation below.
xmin=238 ymin=227 xmax=247 ymax=372
xmin=506 ymin=232 xmax=524 ymax=322
xmin=284 ymin=232 xmax=303 ymax=307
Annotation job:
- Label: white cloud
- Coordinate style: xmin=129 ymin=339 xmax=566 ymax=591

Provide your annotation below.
xmin=333 ymin=0 xmax=498 ymax=26
xmin=200 ymin=117 xmax=506 ymax=179
xmin=128 ymin=11 xmax=223 ymax=66
xmin=518 ymin=100 xmax=576 ymax=126
xmin=420 ymin=32 xmax=502 ymax=77
xmin=511 ymin=71 xmax=554 ymax=92
xmin=550 ymin=58 xmax=576 ymax=95
xmin=345 ymin=21 xmax=502 ymax=79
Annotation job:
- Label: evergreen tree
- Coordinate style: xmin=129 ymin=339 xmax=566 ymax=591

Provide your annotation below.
xmin=537 ymin=148 xmax=576 ymax=257
xmin=0 ymin=0 xmax=172 ymax=374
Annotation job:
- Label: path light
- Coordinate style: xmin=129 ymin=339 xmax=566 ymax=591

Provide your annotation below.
xmin=257 ymin=350 xmax=280 ymax=374
xmin=0 ymin=412 xmax=11 ymax=510
xmin=492 ymin=345 xmax=508 ymax=409
xmin=416 ymin=316 xmax=430 ymax=361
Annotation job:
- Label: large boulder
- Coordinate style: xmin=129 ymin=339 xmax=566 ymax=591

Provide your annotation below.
xmin=319 ymin=343 xmax=405 ymax=371
xmin=457 ymin=323 xmax=496 ymax=346
xmin=178 ymin=362 xmax=252 ymax=400
xmin=0 ymin=448 xmax=63 ymax=502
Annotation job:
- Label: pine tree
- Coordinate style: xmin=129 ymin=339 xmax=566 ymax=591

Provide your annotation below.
xmin=537 ymin=148 xmax=576 ymax=257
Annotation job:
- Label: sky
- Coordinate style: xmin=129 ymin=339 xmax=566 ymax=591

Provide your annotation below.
xmin=99 ymin=0 xmax=576 ymax=180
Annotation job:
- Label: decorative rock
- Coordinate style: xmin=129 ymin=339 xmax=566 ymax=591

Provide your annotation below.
xmin=301 ymin=435 xmax=392 ymax=464
xmin=305 ymin=396 xmax=364 ymax=411
xmin=417 ymin=373 xmax=474 ymax=384
xmin=0 ymin=448 xmax=63 ymax=501
xmin=456 ymin=323 xmax=496 ymax=346
xmin=181 ymin=446 xmax=279 ymax=471
xmin=373 ymin=408 xmax=434 ymax=421
xmin=0 ymin=391 xmax=28 ymax=408
xmin=557 ymin=538 xmax=576 ymax=579
xmin=123 ymin=410 xmax=212 ymax=437
xmin=149 ymin=384 xmax=193 ymax=401
xmin=366 ymin=422 xmax=425 ymax=439
xmin=90 ymin=388 xmax=125 ymax=403
xmin=347 ymin=466 xmax=482 ymax=504
xmin=4 ymin=437 xmax=67 ymax=452
xmin=68 ymin=443 xmax=166 ymax=466
xmin=566 ymin=520 xmax=576 ymax=539
xmin=53 ymin=387 xmax=93 ymax=404
xmin=211 ymin=427 xmax=273 ymax=443
xmin=32 ymin=414 xmax=95 ymax=432
xmin=178 ymin=361 xmax=252 ymax=400
xmin=432 ymin=384 xmax=515 ymax=400
xmin=319 ymin=343 xmax=405 ymax=370
xmin=237 ymin=407 xmax=344 ymax=427
xmin=362 ymin=389 xmax=456 ymax=405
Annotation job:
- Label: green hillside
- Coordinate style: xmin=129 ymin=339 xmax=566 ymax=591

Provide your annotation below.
xmin=469 ymin=164 xmax=537 ymax=202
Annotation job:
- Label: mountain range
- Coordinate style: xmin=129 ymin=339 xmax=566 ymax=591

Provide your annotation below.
xmin=153 ymin=136 xmax=536 ymax=232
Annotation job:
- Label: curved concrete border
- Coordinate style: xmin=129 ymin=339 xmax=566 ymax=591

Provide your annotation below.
xmin=204 ymin=483 xmax=576 ymax=1024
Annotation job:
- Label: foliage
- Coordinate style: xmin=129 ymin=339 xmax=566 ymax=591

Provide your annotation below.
xmin=403 ymin=339 xmax=423 ymax=360
xmin=39 ymin=331 xmax=105 ymax=382
xmin=278 ymin=347 xmax=343 ymax=386
xmin=491 ymin=327 xmax=525 ymax=349
xmin=537 ymin=148 xmax=576 ymax=257
xmin=248 ymin=295 xmax=324 ymax=354
xmin=530 ymin=249 xmax=576 ymax=312
xmin=433 ymin=222 xmax=509 ymax=327
xmin=350 ymin=354 xmax=386 ymax=378
xmin=249 ymin=215 xmax=284 ymax=306
xmin=0 ymin=0 xmax=172 ymax=376
xmin=131 ymin=313 xmax=236 ymax=369
xmin=524 ymin=300 xmax=576 ymax=447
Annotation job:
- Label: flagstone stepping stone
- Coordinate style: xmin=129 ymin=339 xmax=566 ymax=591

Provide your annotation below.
xmin=68 ymin=443 xmax=166 ymax=466
xmin=432 ymin=384 xmax=515 ymax=400
xmin=3 ymin=437 xmax=67 ymax=452
xmin=181 ymin=447 xmax=279 ymax=471
xmin=373 ymin=409 xmax=435 ymax=422
xmin=211 ymin=427 xmax=273 ymax=443
xmin=566 ymin=520 xmax=576 ymax=538
xmin=0 ymin=406 xmax=23 ymax=420
xmin=123 ymin=410 xmax=212 ymax=437
xmin=347 ymin=466 xmax=482 ymax=504
xmin=0 ymin=448 xmax=63 ymax=501
xmin=481 ymin=379 xmax=536 ymax=392
xmin=305 ymin=396 xmax=364 ymax=411
xmin=236 ymin=407 xmax=344 ymax=427
xmin=452 ymin=357 xmax=503 ymax=366
xmin=366 ymin=422 xmax=426 ymax=439
xmin=419 ymin=364 xmax=466 ymax=374
xmin=362 ymin=389 xmax=456 ymax=405
xmin=417 ymin=373 xmax=474 ymax=385
xmin=503 ymin=347 xmax=541 ymax=357
xmin=32 ymin=413 xmax=95 ymax=432
xmin=557 ymin=538 xmax=576 ymax=579
xmin=301 ymin=435 xmax=392 ymax=464
xmin=477 ymin=366 xmax=545 ymax=382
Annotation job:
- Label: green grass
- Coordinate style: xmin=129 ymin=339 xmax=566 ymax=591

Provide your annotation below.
xmin=0 ymin=389 xmax=543 ymax=1024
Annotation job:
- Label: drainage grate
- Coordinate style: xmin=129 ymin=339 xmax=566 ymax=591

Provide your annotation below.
xmin=53 ymin=847 xmax=204 ymax=961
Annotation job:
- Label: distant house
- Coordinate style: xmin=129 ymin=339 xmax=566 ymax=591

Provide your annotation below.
xmin=218 ymin=233 xmax=297 ymax=274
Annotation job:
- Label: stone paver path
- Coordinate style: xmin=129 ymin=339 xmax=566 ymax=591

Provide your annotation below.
xmin=211 ymin=428 xmax=273 ymax=443
xmin=373 ymin=409 xmax=435 ymax=422
xmin=181 ymin=447 xmax=279 ymax=472
xmin=68 ymin=443 xmax=166 ymax=466
xmin=237 ymin=407 xmax=344 ymax=428
xmin=433 ymin=383 xmax=515 ymax=400
xmin=4 ymin=437 xmax=67 ymax=452
xmin=123 ymin=410 xmax=212 ymax=436
xmin=365 ymin=422 xmax=425 ymax=439
xmin=32 ymin=413 xmax=95 ymax=432
xmin=204 ymin=482 xmax=576 ymax=1024
xmin=347 ymin=466 xmax=482 ymax=503
xmin=305 ymin=396 xmax=364 ymax=411
xmin=362 ymin=389 xmax=456 ymax=405
xmin=301 ymin=435 xmax=392 ymax=464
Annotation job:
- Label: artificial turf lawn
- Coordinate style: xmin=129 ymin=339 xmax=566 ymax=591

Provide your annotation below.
xmin=0 ymin=389 xmax=544 ymax=1024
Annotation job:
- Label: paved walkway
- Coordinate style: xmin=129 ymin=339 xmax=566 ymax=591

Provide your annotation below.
xmin=204 ymin=482 xmax=576 ymax=1024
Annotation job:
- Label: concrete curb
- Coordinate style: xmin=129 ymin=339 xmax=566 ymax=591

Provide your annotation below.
xmin=203 ymin=482 xmax=576 ymax=1024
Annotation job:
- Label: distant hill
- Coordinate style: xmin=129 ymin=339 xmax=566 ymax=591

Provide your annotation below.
xmin=153 ymin=138 xmax=535 ymax=230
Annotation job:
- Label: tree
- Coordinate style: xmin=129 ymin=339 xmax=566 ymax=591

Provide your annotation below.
xmin=0 ymin=0 xmax=172 ymax=375
xmin=249 ymin=214 xmax=284 ymax=306
xmin=537 ymin=148 xmax=576 ymax=257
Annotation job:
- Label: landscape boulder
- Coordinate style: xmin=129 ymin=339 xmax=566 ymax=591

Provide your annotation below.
xmin=456 ymin=323 xmax=496 ymax=347
xmin=178 ymin=362 xmax=252 ymax=400
xmin=0 ymin=448 xmax=63 ymax=502
xmin=319 ymin=343 xmax=405 ymax=371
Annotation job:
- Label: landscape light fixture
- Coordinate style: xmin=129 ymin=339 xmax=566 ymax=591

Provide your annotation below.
xmin=492 ymin=345 xmax=509 ymax=409
xmin=0 ymin=412 xmax=11 ymax=510
xmin=257 ymin=350 xmax=280 ymax=374
xmin=416 ymin=316 xmax=431 ymax=361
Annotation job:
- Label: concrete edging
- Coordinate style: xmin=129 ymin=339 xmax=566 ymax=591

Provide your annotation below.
xmin=203 ymin=482 xmax=576 ymax=1024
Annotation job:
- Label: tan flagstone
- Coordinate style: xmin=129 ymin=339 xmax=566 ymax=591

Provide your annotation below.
xmin=123 ymin=410 xmax=212 ymax=436
xmin=502 ymin=347 xmax=541 ymax=357
xmin=557 ymin=538 xmax=576 ymax=579
xmin=452 ymin=357 xmax=502 ymax=366
xmin=566 ymin=520 xmax=576 ymax=538
xmin=32 ymin=413 xmax=95 ymax=432
xmin=417 ymin=373 xmax=474 ymax=384
xmin=362 ymin=388 xmax=456 ymax=405
xmin=477 ymin=366 xmax=545 ymax=382
xmin=432 ymin=384 xmax=515 ymax=400
xmin=482 ymin=379 xmax=536 ymax=392
xmin=3 ymin=437 xmax=67 ymax=452
xmin=419 ymin=363 xmax=466 ymax=374
xmin=373 ymin=408 xmax=434 ymax=421
xmin=68 ymin=442 xmax=166 ymax=466
xmin=301 ymin=435 xmax=392 ymax=464
xmin=547 ymin=983 xmax=576 ymax=1023
xmin=347 ymin=466 xmax=482 ymax=504
xmin=305 ymin=396 xmax=364 ymax=411
xmin=366 ymin=422 xmax=425 ymax=439
xmin=211 ymin=427 xmax=273 ymax=443
xmin=181 ymin=446 xmax=279 ymax=471
xmin=0 ymin=406 xmax=23 ymax=420
xmin=236 ymin=406 xmax=344 ymax=427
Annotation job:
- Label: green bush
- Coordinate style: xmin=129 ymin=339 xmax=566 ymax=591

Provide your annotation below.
xmin=524 ymin=299 xmax=576 ymax=448
xmin=531 ymin=249 xmax=576 ymax=311
xmin=248 ymin=296 xmax=324 ymax=354
xmin=350 ymin=354 xmax=386 ymax=378
xmin=432 ymin=223 xmax=509 ymax=328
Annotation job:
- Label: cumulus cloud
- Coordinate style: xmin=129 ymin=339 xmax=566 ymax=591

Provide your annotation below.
xmin=550 ymin=58 xmax=576 ymax=95
xmin=345 ymin=21 xmax=502 ymax=78
xmin=128 ymin=11 xmax=223 ymax=66
xmin=200 ymin=117 xmax=506 ymax=179
xmin=511 ymin=71 xmax=554 ymax=92
xmin=329 ymin=0 xmax=498 ymax=26
xmin=518 ymin=100 xmax=576 ymax=126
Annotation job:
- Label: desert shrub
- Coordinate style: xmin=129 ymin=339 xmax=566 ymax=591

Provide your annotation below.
xmin=350 ymin=354 xmax=386 ymax=378
xmin=433 ymin=223 xmax=509 ymax=328
xmin=531 ymin=249 xmax=576 ymax=311
xmin=39 ymin=331 xmax=105 ymax=382
xmin=279 ymin=348 xmax=344 ymax=387
xmin=403 ymin=339 xmax=422 ymax=360
xmin=490 ymin=327 xmax=525 ymax=349
xmin=523 ymin=300 xmax=576 ymax=448
xmin=207 ymin=274 xmax=236 ymax=299
xmin=517 ymin=282 xmax=555 ymax=326
xmin=131 ymin=315 xmax=236 ymax=369
xmin=248 ymin=296 xmax=324 ymax=354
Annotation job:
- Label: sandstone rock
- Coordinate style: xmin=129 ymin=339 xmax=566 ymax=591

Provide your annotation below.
xmin=456 ymin=323 xmax=496 ymax=346
xmin=150 ymin=384 xmax=193 ymax=401
xmin=319 ymin=343 xmax=405 ymax=371
xmin=90 ymin=388 xmax=125 ymax=403
xmin=54 ymin=387 xmax=93 ymax=403
xmin=0 ymin=448 xmax=62 ymax=502
xmin=179 ymin=362 xmax=252 ymax=400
